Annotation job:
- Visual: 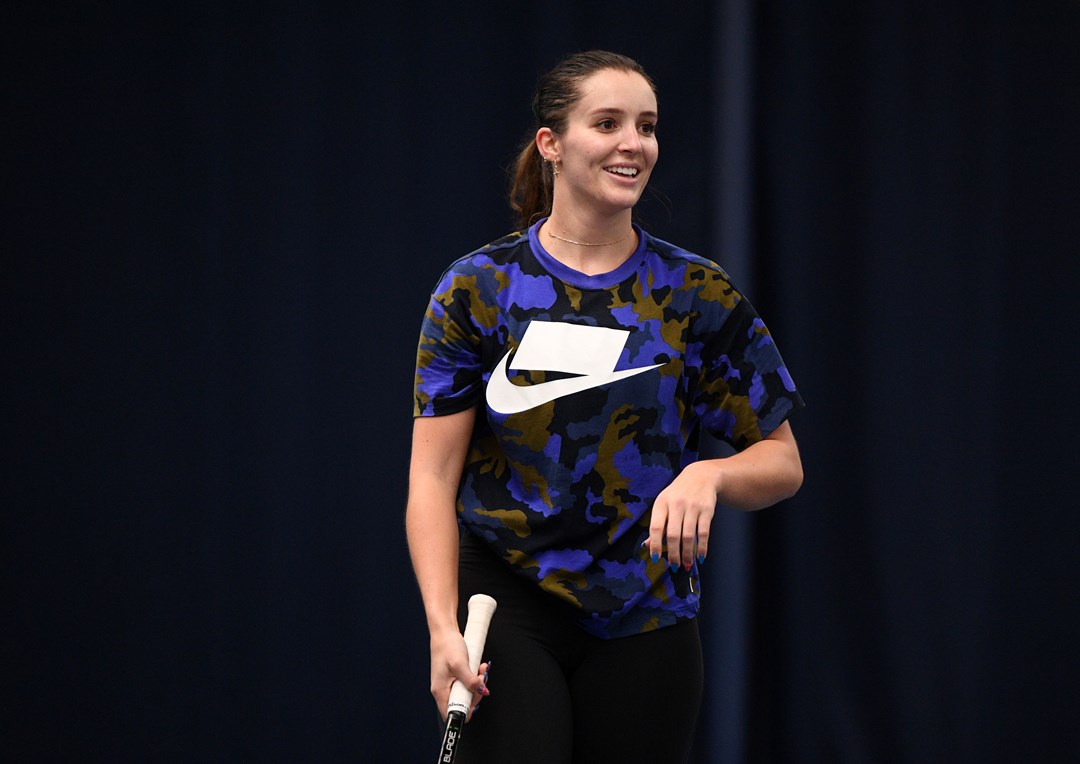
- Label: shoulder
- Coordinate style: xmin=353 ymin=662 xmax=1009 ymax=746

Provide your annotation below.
xmin=433 ymin=229 xmax=531 ymax=285
xmin=640 ymin=231 xmax=744 ymax=302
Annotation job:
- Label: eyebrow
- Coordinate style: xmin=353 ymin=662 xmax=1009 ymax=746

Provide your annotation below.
xmin=588 ymin=107 xmax=659 ymax=119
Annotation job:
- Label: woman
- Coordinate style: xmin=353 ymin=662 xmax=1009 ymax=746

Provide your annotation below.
xmin=407 ymin=50 xmax=804 ymax=762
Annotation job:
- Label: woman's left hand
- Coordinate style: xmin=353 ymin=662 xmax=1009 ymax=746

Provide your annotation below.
xmin=645 ymin=422 xmax=804 ymax=569
xmin=646 ymin=461 xmax=718 ymax=570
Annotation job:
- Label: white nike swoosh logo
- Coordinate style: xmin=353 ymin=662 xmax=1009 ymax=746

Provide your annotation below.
xmin=486 ymin=321 xmax=662 ymax=414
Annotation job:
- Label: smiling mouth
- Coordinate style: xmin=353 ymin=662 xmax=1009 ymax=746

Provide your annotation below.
xmin=605 ymin=166 xmax=639 ymax=178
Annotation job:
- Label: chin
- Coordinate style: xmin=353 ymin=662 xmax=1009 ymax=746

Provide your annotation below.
xmin=607 ymin=192 xmax=646 ymax=212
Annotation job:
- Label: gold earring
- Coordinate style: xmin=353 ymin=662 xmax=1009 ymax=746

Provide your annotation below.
xmin=551 ymin=160 xmax=560 ymax=177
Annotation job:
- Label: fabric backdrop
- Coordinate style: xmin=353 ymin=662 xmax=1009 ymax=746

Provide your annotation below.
xmin=6 ymin=2 xmax=1077 ymax=762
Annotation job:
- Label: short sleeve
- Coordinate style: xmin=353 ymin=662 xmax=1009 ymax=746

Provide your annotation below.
xmin=412 ymin=268 xmax=487 ymax=417
xmin=692 ymin=293 xmax=804 ymax=450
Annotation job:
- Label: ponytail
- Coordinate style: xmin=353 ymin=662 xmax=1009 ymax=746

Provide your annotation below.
xmin=509 ymin=137 xmax=553 ymax=229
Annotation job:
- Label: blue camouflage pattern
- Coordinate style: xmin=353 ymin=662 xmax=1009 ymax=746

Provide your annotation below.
xmin=414 ymin=220 xmax=803 ymax=638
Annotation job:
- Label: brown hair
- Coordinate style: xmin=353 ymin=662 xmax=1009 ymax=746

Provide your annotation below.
xmin=509 ymin=50 xmax=657 ymax=229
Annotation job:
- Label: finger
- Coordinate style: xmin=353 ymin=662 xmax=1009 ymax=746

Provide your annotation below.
xmin=465 ymin=661 xmax=490 ymax=699
xmin=466 ymin=661 xmax=491 ymax=721
xmin=666 ymin=503 xmax=686 ymax=569
xmin=475 ymin=660 xmax=490 ymax=699
xmin=448 ymin=648 xmax=478 ymax=684
xmin=648 ymin=500 xmax=668 ymax=564
xmin=469 ymin=681 xmax=490 ymax=708
xmin=696 ymin=513 xmax=711 ymax=563
xmin=680 ymin=512 xmax=697 ymax=571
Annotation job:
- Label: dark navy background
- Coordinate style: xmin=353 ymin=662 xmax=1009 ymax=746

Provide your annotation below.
xmin=6 ymin=2 xmax=1077 ymax=761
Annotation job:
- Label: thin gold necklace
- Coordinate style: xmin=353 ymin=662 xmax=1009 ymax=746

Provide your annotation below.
xmin=547 ymin=228 xmax=633 ymax=247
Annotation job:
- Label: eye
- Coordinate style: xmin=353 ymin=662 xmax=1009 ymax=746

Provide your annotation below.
xmin=596 ymin=118 xmax=617 ymax=130
xmin=639 ymin=122 xmax=657 ymax=135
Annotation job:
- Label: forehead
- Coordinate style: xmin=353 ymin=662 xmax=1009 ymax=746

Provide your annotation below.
xmin=574 ymin=68 xmax=657 ymax=115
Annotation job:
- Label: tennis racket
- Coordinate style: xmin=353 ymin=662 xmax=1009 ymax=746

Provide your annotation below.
xmin=437 ymin=593 xmax=497 ymax=763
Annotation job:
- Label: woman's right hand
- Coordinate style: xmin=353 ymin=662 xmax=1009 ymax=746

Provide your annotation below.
xmin=430 ymin=626 xmax=490 ymax=721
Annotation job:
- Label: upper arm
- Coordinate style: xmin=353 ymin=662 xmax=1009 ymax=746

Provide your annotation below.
xmin=763 ymin=419 xmax=796 ymax=446
xmin=763 ymin=420 xmax=801 ymax=465
xmin=409 ymin=407 xmax=478 ymax=491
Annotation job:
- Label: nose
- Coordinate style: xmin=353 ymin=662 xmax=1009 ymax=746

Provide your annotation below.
xmin=618 ymin=126 xmax=642 ymax=154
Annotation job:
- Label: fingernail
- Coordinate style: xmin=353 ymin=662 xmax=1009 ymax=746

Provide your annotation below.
xmin=683 ymin=561 xmax=692 ymax=571
xmin=697 ymin=553 xmax=705 ymax=564
xmin=470 ymin=704 xmax=479 ymax=716
xmin=670 ymin=562 xmax=679 ymax=572
xmin=651 ymin=552 xmax=659 ymax=564
xmin=640 ymin=539 xmax=649 ymax=548
xmin=479 ymin=684 xmax=490 ymax=697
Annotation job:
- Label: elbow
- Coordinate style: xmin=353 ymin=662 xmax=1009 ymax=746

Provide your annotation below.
xmin=766 ymin=443 xmax=803 ymax=506
xmin=781 ymin=451 xmax=804 ymax=501
xmin=758 ymin=421 xmax=803 ymax=505
xmin=785 ymin=461 xmax=804 ymax=500
xmin=743 ymin=452 xmax=803 ymax=512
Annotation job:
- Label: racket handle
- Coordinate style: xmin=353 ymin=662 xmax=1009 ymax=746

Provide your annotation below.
xmin=446 ymin=594 xmax=497 ymax=717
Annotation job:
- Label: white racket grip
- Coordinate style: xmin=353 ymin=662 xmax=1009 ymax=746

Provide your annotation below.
xmin=446 ymin=594 xmax=497 ymax=717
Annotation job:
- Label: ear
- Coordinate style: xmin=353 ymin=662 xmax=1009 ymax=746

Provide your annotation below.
xmin=536 ymin=127 xmax=559 ymax=162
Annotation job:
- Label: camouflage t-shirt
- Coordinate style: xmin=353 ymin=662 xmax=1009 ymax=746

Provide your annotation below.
xmin=414 ymin=220 xmax=803 ymax=638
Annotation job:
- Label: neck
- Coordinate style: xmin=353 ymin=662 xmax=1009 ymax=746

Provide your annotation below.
xmin=546 ymin=229 xmax=632 ymax=247
xmin=539 ymin=218 xmax=638 ymax=276
xmin=544 ymin=212 xmax=633 ymax=245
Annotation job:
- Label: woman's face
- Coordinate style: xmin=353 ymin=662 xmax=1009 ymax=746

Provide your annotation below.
xmin=547 ymin=68 xmax=659 ymax=217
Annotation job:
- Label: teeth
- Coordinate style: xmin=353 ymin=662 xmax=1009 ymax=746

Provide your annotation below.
xmin=607 ymin=167 xmax=638 ymax=177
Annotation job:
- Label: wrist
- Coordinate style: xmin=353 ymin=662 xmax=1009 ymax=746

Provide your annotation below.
xmin=427 ymin=614 xmax=461 ymax=636
xmin=687 ymin=458 xmax=724 ymax=495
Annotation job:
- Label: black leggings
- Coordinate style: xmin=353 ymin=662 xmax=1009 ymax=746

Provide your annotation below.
xmin=452 ymin=531 xmax=704 ymax=764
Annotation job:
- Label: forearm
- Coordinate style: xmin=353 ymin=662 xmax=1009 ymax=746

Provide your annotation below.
xmin=406 ymin=482 xmax=462 ymax=634
xmin=406 ymin=408 xmax=477 ymax=635
xmin=693 ymin=422 xmax=803 ymax=510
